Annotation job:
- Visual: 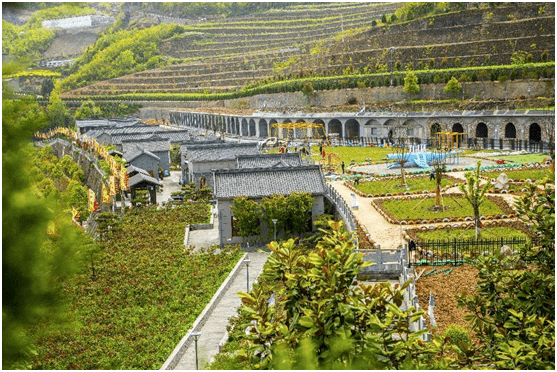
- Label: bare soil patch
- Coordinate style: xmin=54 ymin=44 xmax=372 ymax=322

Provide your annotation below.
xmin=415 ymin=264 xmax=479 ymax=337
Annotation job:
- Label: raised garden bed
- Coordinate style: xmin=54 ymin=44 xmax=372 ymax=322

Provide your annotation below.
xmin=479 ymin=165 xmax=554 ymax=183
xmin=371 ymin=194 xmax=515 ymax=225
xmin=404 ymin=220 xmax=531 ymax=243
xmin=344 ymin=174 xmax=463 ymax=197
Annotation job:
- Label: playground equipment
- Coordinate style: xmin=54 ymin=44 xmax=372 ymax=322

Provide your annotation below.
xmin=386 ymin=144 xmax=462 ymax=169
xmin=270 ymin=122 xmax=326 ymax=146
xmin=434 ymin=131 xmax=466 ymax=151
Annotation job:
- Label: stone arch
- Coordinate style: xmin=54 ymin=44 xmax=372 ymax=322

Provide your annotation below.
xmin=241 ymin=118 xmax=249 ymax=136
xmin=383 ymin=118 xmax=397 ymax=126
xmin=505 ymin=123 xmax=516 ymax=138
xmin=430 ymin=122 xmax=442 ymax=137
xmin=269 ymin=119 xmax=278 ymax=138
xmin=345 ymin=119 xmax=360 ymax=138
xmin=529 ymin=122 xmax=541 ymax=142
xmin=475 ymin=122 xmax=488 ymax=138
xmin=249 ymin=119 xmax=256 ymax=137
xmin=258 ymin=119 xmax=268 ymax=138
xmin=452 ymin=123 xmax=464 ymax=133
xmin=328 ymin=119 xmax=342 ymax=137
xmin=294 ymin=119 xmax=306 ymax=139
xmin=312 ymin=119 xmax=326 ymax=139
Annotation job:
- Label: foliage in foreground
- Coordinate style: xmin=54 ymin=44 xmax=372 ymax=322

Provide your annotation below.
xmin=29 ymin=204 xmax=242 ymax=369
xmin=456 ymin=178 xmax=555 ymax=369
xmin=2 ymin=89 xmax=88 ymax=369
xmin=211 ymin=222 xmax=457 ymax=370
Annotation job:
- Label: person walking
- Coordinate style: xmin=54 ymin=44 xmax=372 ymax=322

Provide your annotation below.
xmin=429 ymin=169 xmax=435 ymax=181
xmin=341 ymin=161 xmax=345 ymax=174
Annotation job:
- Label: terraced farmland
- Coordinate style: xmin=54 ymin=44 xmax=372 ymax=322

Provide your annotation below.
xmin=60 ymin=2 xmax=554 ymax=99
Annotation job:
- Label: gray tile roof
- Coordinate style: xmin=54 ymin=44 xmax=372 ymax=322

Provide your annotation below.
xmin=236 ymin=153 xmax=302 ymax=169
xmin=128 ymin=172 xmax=161 ymax=188
xmin=123 ymin=146 xmax=160 ymax=162
xmin=185 ymin=142 xmax=259 ymax=162
xmin=83 ymin=125 xmax=166 ymax=139
xmin=126 ymin=165 xmax=150 ymax=176
xmin=180 ymin=139 xmax=224 ymax=154
xmin=213 ymin=165 xmax=326 ymax=199
xmin=113 ymin=130 xmax=191 ymax=145
xmin=122 ymin=136 xmax=171 ymax=153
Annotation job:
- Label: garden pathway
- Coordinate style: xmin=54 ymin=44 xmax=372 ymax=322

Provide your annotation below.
xmin=330 ymin=180 xmax=403 ymax=250
xmin=172 ymin=251 xmax=269 ymax=370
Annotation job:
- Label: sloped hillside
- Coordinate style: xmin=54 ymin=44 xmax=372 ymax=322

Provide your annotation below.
xmin=60 ymin=2 xmax=554 ymax=101
xmin=61 ymin=2 xmax=400 ymax=97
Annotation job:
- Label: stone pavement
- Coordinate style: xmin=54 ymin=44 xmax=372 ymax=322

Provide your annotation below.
xmin=173 ymin=251 xmax=269 ymax=370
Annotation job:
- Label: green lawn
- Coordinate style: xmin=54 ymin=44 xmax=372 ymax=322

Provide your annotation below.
xmin=30 ymin=204 xmax=242 ymax=370
xmin=490 ymin=153 xmax=550 ymax=164
xmin=415 ymin=226 xmax=529 ymax=241
xmin=355 ymin=176 xmax=456 ymax=195
xmin=380 ymin=196 xmax=507 ymax=221
xmin=482 ymin=168 xmax=554 ymax=181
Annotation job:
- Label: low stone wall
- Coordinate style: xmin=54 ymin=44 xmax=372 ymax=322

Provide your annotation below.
xmin=47 ymin=138 xmax=106 ymax=206
xmin=160 ymin=252 xmax=248 ymax=370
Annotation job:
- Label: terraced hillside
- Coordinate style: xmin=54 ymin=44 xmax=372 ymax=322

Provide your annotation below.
xmin=61 ymin=2 xmax=400 ymax=97
xmin=61 ymin=2 xmax=554 ymax=100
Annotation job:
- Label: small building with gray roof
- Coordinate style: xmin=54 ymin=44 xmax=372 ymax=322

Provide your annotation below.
xmin=213 ymin=165 xmax=326 ymax=246
xmin=123 ymin=146 xmax=161 ymax=180
xmin=182 ymin=142 xmax=259 ymax=187
xmin=236 ymin=152 xmax=302 ymax=169
xmin=122 ymin=135 xmax=171 ymax=173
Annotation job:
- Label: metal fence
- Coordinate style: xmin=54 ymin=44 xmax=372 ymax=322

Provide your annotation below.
xmin=329 ymin=137 xmax=553 ymax=154
xmin=410 ymin=237 xmax=542 ymax=265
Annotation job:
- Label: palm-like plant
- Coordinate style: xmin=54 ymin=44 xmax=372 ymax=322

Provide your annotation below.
xmin=459 ymin=161 xmax=490 ymax=239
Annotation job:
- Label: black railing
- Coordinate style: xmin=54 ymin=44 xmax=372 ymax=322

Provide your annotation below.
xmin=327 ymin=137 xmax=552 ymax=154
xmin=410 ymin=237 xmax=543 ymax=266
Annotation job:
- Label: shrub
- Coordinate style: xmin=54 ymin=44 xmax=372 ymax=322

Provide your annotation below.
xmin=442 ymin=325 xmax=471 ymax=347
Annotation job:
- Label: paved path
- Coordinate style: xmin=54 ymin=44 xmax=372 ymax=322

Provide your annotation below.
xmin=331 ymin=180 xmax=403 ymax=250
xmin=173 ymin=252 xmax=269 ymax=370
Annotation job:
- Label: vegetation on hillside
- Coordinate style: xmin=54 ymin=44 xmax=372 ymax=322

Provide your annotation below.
xmin=62 ymin=23 xmax=186 ymax=90
xmin=28 ymin=205 xmax=242 ymax=370
xmin=2 ymin=3 xmax=96 ymax=65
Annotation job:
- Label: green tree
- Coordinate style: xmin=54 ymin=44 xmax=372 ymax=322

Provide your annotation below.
xmin=443 ymin=76 xmax=462 ymax=95
xmin=235 ymin=221 xmax=445 ymax=370
xmin=260 ymin=194 xmax=290 ymax=240
xmin=2 ymin=82 xmax=85 ymax=368
xmin=456 ymin=179 xmax=554 ymax=369
xmin=230 ymin=196 xmax=262 ymax=244
xmin=285 ymin=192 xmax=314 ymax=237
xmin=458 ymin=161 xmax=490 ymax=238
xmin=75 ymin=99 xmax=102 ymax=119
xmin=403 ymin=70 xmax=420 ymax=94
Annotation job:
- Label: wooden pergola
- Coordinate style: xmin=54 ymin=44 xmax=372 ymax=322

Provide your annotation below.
xmin=435 ymin=131 xmax=466 ymax=150
xmin=270 ymin=122 xmax=326 ymax=142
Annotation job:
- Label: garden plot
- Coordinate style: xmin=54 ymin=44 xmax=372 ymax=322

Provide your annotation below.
xmin=372 ymin=194 xmax=514 ymax=224
xmin=347 ymin=174 xmax=462 ymax=197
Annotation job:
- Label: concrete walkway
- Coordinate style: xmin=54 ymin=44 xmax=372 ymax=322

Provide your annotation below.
xmin=173 ymin=252 xmax=269 ymax=370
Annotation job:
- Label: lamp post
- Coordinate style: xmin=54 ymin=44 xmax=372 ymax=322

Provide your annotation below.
xmin=272 ymin=219 xmax=278 ymax=241
xmin=243 ymin=257 xmax=251 ymax=292
xmin=191 ymin=331 xmax=201 ymax=370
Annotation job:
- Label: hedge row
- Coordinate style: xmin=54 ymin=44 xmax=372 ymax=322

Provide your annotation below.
xmin=61 ymin=62 xmax=554 ymax=102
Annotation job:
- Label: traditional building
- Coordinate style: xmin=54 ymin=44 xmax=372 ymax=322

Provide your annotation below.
xmin=213 ymin=165 xmax=327 ymax=246
xmin=122 ymin=136 xmax=171 ymax=173
xmin=235 ymin=152 xmax=303 ymax=169
xmin=181 ymin=142 xmax=259 ymax=188
xmin=123 ymin=146 xmax=161 ymax=180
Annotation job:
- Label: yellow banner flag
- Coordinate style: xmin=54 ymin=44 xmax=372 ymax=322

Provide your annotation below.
xmin=120 ymin=164 xmax=129 ymax=191
xmin=71 ymin=206 xmax=80 ymax=220
xmin=87 ymin=188 xmax=96 ymax=212
xmin=109 ymin=175 xmax=118 ymax=195
xmin=102 ymin=183 xmax=111 ymax=204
